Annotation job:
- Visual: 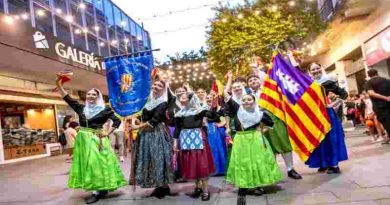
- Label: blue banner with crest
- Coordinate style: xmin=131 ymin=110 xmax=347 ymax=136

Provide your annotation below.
xmin=104 ymin=53 xmax=153 ymax=117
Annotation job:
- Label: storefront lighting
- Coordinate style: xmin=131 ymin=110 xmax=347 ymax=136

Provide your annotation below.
xmin=124 ymin=38 xmax=129 ymax=43
xmin=237 ymin=13 xmax=244 ymax=19
xmin=120 ymin=21 xmax=127 ymax=27
xmin=3 ymin=15 xmax=14 ymax=25
xmin=79 ymin=3 xmax=86 ymax=10
xmin=288 ymin=1 xmax=296 ymax=7
xmin=111 ymin=40 xmax=118 ymax=45
xmin=94 ymin=26 xmax=100 ymax=31
xmin=56 ymin=8 xmax=63 ymax=14
xmin=65 ymin=15 xmax=74 ymax=23
xmin=82 ymin=28 xmax=89 ymax=33
xmin=13 ymin=15 xmax=20 ymax=20
xmin=36 ymin=10 xmax=46 ymax=17
xmin=21 ymin=13 xmax=29 ymax=20
xmin=137 ymin=36 xmax=142 ymax=40
xmin=99 ymin=42 xmax=105 ymax=47
xmin=74 ymin=29 xmax=82 ymax=34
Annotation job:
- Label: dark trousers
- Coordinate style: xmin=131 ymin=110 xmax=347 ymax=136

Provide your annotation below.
xmin=376 ymin=107 xmax=390 ymax=136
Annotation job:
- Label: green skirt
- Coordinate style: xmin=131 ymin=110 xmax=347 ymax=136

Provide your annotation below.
xmin=264 ymin=112 xmax=293 ymax=154
xmin=68 ymin=128 xmax=127 ymax=191
xmin=226 ymin=130 xmax=283 ymax=188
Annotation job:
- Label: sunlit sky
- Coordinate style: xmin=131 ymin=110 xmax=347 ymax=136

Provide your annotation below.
xmin=112 ymin=0 xmax=243 ymax=62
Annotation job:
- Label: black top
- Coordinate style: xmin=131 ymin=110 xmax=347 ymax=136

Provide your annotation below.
xmin=366 ymin=76 xmax=390 ymax=109
xmin=207 ymin=107 xmax=222 ymax=123
xmin=321 ymin=80 xmax=348 ymax=100
xmin=173 ymin=110 xmax=217 ymax=138
xmin=63 ymin=95 xmax=121 ymax=129
xmin=225 ymin=98 xmax=273 ymax=131
xmin=141 ymin=102 xmax=168 ymax=127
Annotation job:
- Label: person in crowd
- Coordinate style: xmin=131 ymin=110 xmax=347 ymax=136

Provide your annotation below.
xmin=196 ymin=88 xmax=207 ymax=107
xmin=108 ymin=118 xmax=126 ymax=162
xmin=366 ymin=69 xmax=390 ymax=144
xmin=307 ymin=63 xmax=348 ymax=174
xmin=224 ymin=92 xmax=282 ymax=205
xmin=355 ymin=94 xmax=365 ymax=125
xmin=129 ymin=80 xmax=174 ymax=199
xmin=56 ymin=79 xmax=126 ymax=204
xmin=62 ymin=115 xmax=73 ymax=130
xmin=345 ymin=96 xmax=358 ymax=127
xmin=363 ymin=93 xmax=384 ymax=142
xmin=205 ymin=93 xmax=227 ymax=176
xmin=174 ymin=93 xmax=216 ymax=201
xmin=247 ymin=74 xmax=302 ymax=180
xmin=64 ymin=121 xmax=79 ymax=162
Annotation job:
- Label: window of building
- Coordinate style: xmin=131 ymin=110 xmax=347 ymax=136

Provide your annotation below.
xmin=85 ymin=11 xmax=95 ymax=33
xmin=55 ymin=15 xmax=72 ymax=44
xmin=0 ymin=0 xmax=4 ymax=13
xmin=7 ymin=0 xmax=29 ymax=14
xmin=53 ymin=0 xmax=67 ymax=15
xmin=136 ymin=24 xmax=143 ymax=51
xmin=99 ymin=39 xmax=109 ymax=57
xmin=130 ymin=19 xmax=138 ymax=52
xmin=103 ymin=0 xmax=116 ymax=42
xmin=143 ymin=31 xmax=150 ymax=50
xmin=83 ymin=0 xmax=94 ymax=13
xmin=70 ymin=0 xmax=83 ymax=26
xmin=110 ymin=46 xmax=118 ymax=55
xmin=73 ymin=26 xmax=87 ymax=50
xmin=87 ymin=33 xmax=99 ymax=54
xmin=124 ymin=17 xmax=133 ymax=53
xmin=33 ymin=3 xmax=53 ymax=34
xmin=33 ymin=0 xmax=50 ymax=7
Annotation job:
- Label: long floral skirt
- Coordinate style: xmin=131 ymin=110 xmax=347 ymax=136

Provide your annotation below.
xmin=135 ymin=123 xmax=174 ymax=188
xmin=227 ymin=130 xmax=283 ymax=188
xmin=68 ymin=128 xmax=127 ymax=191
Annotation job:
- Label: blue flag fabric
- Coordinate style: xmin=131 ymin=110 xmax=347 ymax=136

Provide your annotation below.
xmin=105 ymin=54 xmax=153 ymax=117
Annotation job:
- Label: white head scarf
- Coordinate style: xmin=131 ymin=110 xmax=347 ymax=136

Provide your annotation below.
xmin=237 ymin=95 xmax=263 ymax=129
xmin=84 ymin=88 xmax=106 ymax=119
xmin=175 ymin=94 xmax=207 ymax=117
xmin=144 ymin=81 xmax=168 ymax=111
xmin=232 ymin=82 xmax=247 ymax=105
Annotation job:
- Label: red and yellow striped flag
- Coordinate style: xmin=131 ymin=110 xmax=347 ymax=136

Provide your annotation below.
xmin=259 ymin=53 xmax=331 ymax=162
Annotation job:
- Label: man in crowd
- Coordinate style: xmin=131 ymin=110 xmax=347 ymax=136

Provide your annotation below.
xmin=366 ymin=69 xmax=390 ymax=144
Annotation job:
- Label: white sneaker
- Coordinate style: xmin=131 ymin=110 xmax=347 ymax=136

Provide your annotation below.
xmin=120 ymin=156 xmax=125 ymax=162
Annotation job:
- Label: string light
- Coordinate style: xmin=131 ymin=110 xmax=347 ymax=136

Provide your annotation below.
xmin=65 ymin=15 xmax=74 ymax=23
xmin=254 ymin=10 xmax=261 ymax=15
xmin=79 ymin=3 xmax=86 ymax=10
xmin=237 ymin=13 xmax=244 ymax=19
xmin=36 ymin=10 xmax=46 ymax=17
xmin=56 ymin=8 xmax=62 ymax=14
xmin=221 ymin=18 xmax=228 ymax=23
xmin=94 ymin=26 xmax=100 ymax=31
xmin=288 ymin=1 xmax=296 ymax=7
xmin=21 ymin=13 xmax=29 ymax=20
xmin=82 ymin=28 xmax=88 ymax=33
xmin=111 ymin=40 xmax=118 ymax=45
xmin=3 ymin=15 xmax=14 ymax=25
xmin=271 ymin=5 xmax=278 ymax=12
xmin=99 ymin=42 xmax=105 ymax=47
xmin=74 ymin=29 xmax=82 ymax=34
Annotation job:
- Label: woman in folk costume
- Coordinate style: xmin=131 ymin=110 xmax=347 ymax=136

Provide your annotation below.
xmin=247 ymin=74 xmax=302 ymax=180
xmin=205 ymin=93 xmax=228 ymax=175
xmin=224 ymin=92 xmax=282 ymax=205
xmin=55 ymin=79 xmax=126 ymax=204
xmin=167 ymin=85 xmax=188 ymax=182
xmin=174 ymin=93 xmax=216 ymax=201
xmin=130 ymin=80 xmax=174 ymax=198
xmin=306 ymin=63 xmax=348 ymax=174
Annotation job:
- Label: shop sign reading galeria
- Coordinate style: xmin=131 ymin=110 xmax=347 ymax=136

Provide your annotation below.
xmin=32 ymin=31 xmax=105 ymax=72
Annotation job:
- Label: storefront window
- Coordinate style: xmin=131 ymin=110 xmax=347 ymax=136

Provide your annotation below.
xmin=56 ymin=105 xmax=77 ymax=133
xmin=0 ymin=103 xmax=57 ymax=160
xmin=55 ymin=15 xmax=72 ymax=44
xmin=124 ymin=17 xmax=133 ymax=53
xmin=136 ymin=24 xmax=143 ymax=51
xmin=110 ymin=46 xmax=118 ymax=55
xmin=99 ymin=39 xmax=109 ymax=56
xmin=130 ymin=19 xmax=138 ymax=52
xmin=7 ymin=0 xmax=29 ymax=14
xmin=70 ymin=0 xmax=83 ymax=26
xmin=34 ymin=4 xmax=53 ymax=34
xmin=85 ymin=11 xmax=95 ymax=33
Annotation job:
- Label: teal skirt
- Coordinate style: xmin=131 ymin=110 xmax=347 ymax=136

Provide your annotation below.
xmin=68 ymin=128 xmax=127 ymax=191
xmin=226 ymin=130 xmax=283 ymax=188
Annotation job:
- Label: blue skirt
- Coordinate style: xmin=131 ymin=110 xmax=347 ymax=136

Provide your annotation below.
xmin=207 ymin=122 xmax=227 ymax=175
xmin=306 ymin=108 xmax=348 ymax=168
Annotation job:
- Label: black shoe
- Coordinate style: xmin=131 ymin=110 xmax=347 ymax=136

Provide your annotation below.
xmin=237 ymin=194 xmax=246 ymax=205
xmin=85 ymin=194 xmax=100 ymax=204
xmin=97 ymin=190 xmax=108 ymax=198
xmin=327 ymin=167 xmax=341 ymax=174
xmin=185 ymin=188 xmax=203 ymax=198
xmin=201 ymin=192 xmax=211 ymax=201
xmin=318 ymin=167 xmax=328 ymax=173
xmin=253 ymin=188 xmax=265 ymax=196
xmin=288 ymin=169 xmax=303 ymax=180
xmin=150 ymin=187 xmax=165 ymax=199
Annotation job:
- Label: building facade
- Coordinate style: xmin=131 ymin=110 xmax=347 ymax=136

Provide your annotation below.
xmin=0 ymin=0 xmax=151 ymax=164
xmin=311 ymin=0 xmax=390 ymax=94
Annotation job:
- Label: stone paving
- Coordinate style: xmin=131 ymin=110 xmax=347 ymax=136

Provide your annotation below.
xmin=1 ymin=127 xmax=390 ymax=205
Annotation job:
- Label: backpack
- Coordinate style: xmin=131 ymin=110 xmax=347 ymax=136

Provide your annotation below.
xmin=58 ymin=133 xmax=67 ymax=146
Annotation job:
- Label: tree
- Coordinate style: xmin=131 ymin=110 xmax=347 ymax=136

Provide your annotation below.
xmin=207 ymin=0 xmax=324 ymax=79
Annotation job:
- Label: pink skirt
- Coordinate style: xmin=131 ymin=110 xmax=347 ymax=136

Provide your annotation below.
xmin=179 ymin=130 xmax=216 ymax=180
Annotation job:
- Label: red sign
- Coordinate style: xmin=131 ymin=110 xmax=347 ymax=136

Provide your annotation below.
xmin=364 ymin=27 xmax=390 ymax=66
